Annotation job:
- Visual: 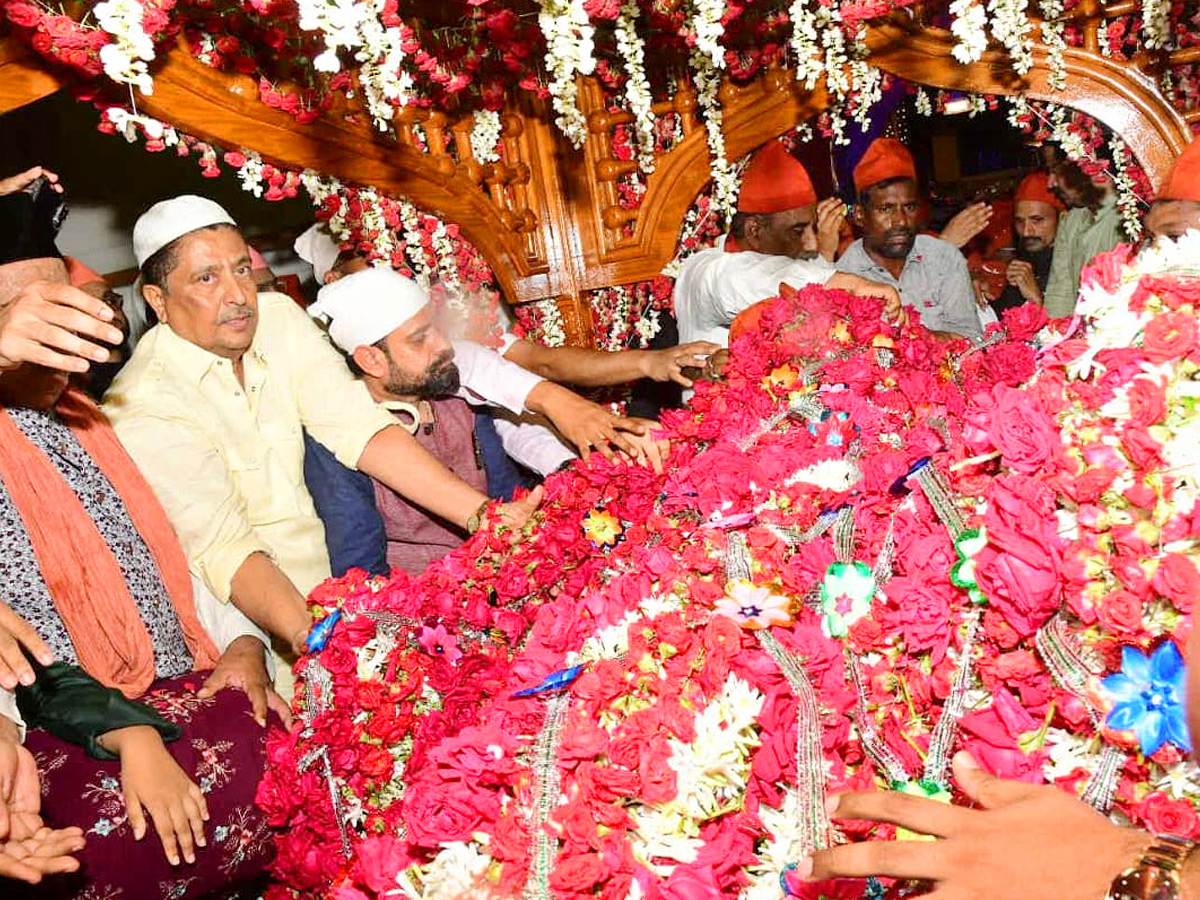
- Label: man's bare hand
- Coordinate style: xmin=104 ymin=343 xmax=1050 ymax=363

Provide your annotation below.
xmin=0 ymin=822 xmax=84 ymax=884
xmin=1005 ymin=259 xmax=1043 ymax=304
xmin=643 ymin=341 xmax=721 ymax=388
xmin=0 ymin=280 xmax=123 ymax=374
xmin=0 ymin=167 xmax=61 ymax=198
xmin=824 ymin=273 xmax=904 ymax=323
xmin=801 ymin=752 xmax=1148 ymax=900
xmin=940 ymin=201 xmax=993 ymax=249
xmin=816 ymin=197 xmax=847 ymax=261
xmin=197 ymin=636 xmax=290 ymax=729
xmin=616 ymin=422 xmax=670 ymax=474
xmin=496 ymin=484 xmax=543 ymax=530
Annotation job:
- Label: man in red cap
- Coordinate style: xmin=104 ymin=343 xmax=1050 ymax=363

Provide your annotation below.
xmin=835 ymin=138 xmax=982 ymax=341
xmin=1144 ymin=136 xmax=1200 ymax=242
xmin=1042 ymin=149 xmax=1125 ymax=317
xmin=675 ymin=140 xmax=899 ymax=347
xmin=994 ymin=170 xmax=1065 ymax=312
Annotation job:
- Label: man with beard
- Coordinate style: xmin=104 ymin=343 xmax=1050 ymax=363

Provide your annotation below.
xmin=835 ymin=138 xmax=982 ymax=342
xmin=306 ymin=268 xmax=587 ymax=575
xmin=993 ymin=171 xmax=1065 ymax=314
xmin=1143 ymin=136 xmax=1200 ymax=243
xmin=1042 ymin=151 xmax=1125 ymax=318
xmin=675 ymin=140 xmax=901 ymax=347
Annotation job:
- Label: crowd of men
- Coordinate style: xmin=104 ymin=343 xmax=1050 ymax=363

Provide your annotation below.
xmin=0 ymin=125 xmax=1196 ymax=899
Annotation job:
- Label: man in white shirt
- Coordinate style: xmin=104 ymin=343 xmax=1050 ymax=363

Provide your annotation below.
xmin=674 ymin=141 xmax=901 ymax=346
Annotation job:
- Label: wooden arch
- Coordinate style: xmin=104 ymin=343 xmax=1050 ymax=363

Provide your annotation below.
xmin=1 ymin=8 xmax=1193 ymax=345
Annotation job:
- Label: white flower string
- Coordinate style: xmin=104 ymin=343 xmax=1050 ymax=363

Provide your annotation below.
xmin=536 ymin=0 xmax=596 ymax=148
xmin=987 ymin=0 xmax=1033 ymax=75
xmin=1109 ymin=135 xmax=1144 ymax=240
xmin=296 ymin=0 xmax=412 ymax=130
xmin=469 ymin=109 xmax=502 ymax=166
xmin=1037 ymin=0 xmax=1069 ymax=91
xmin=949 ymin=0 xmax=989 ymax=64
xmin=616 ymin=0 xmax=656 ymax=174
xmin=1141 ymin=0 xmax=1171 ymax=50
xmin=93 ymin=0 xmax=156 ymax=94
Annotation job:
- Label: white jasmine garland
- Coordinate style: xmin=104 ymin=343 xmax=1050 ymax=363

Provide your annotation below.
xmin=848 ymin=59 xmax=881 ymax=132
xmin=296 ymin=0 xmax=410 ymax=130
xmin=531 ymin=298 xmax=567 ymax=347
xmin=987 ymin=0 xmax=1033 ymax=74
xmin=94 ymin=0 xmax=156 ymax=94
xmin=537 ymin=0 xmax=596 ymax=148
xmin=915 ymin=86 xmax=934 ymax=117
xmin=949 ymin=0 xmax=989 ymax=64
xmin=690 ymin=47 xmax=737 ymax=216
xmin=469 ymin=109 xmax=502 ymax=166
xmin=102 ymin=107 xmax=178 ymax=146
xmin=789 ymin=0 xmax=822 ymax=90
xmin=1109 ymin=136 xmax=1144 ymax=240
xmin=236 ymin=151 xmax=267 ymax=198
xmin=616 ymin=1 xmax=656 ymax=174
xmin=1141 ymin=0 xmax=1170 ymax=51
xmin=1037 ymin=0 xmax=1068 ymax=91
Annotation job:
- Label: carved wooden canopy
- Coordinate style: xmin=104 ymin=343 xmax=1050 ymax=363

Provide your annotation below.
xmin=1 ymin=4 xmax=1192 ymax=346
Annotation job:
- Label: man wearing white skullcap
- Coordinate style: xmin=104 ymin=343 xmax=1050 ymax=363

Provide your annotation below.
xmin=306 ymin=268 xmax=577 ymax=575
xmin=293 ymin=223 xmax=367 ymax=285
xmin=104 ymin=196 xmax=541 ymax=688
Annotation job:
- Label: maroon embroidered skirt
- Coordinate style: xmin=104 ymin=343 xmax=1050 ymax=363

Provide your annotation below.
xmin=15 ymin=671 xmax=276 ymax=900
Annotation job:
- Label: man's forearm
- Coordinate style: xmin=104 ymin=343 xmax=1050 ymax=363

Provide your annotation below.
xmin=505 ymin=341 xmax=651 ymax=387
xmin=356 ymin=424 xmax=487 ymax=530
xmin=229 ymin=552 xmax=312 ymax=653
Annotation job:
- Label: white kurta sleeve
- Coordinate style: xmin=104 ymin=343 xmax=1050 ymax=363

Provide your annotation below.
xmin=490 ymin=411 xmax=576 ymax=475
xmin=452 ymin=340 xmax=544 ymax=415
xmin=0 ymin=688 xmax=24 ymax=742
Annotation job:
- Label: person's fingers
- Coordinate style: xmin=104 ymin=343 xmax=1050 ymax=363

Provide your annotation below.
xmin=951 ymin=751 xmax=1038 ymax=809
xmin=804 ymin=838 xmax=946 ymax=882
xmin=124 ymin=790 xmax=148 ymax=842
xmin=0 ymin=853 xmax=46 ymax=884
xmin=21 ymin=318 xmax=117 ymax=363
xmin=163 ymin=795 xmax=194 ymax=864
xmin=244 ymin=680 xmax=269 ymax=727
xmin=613 ymin=417 xmax=653 ymax=435
xmin=0 ymin=605 xmax=53 ymax=670
xmin=194 ymin=668 xmax=227 ymax=699
xmin=266 ymin=689 xmax=294 ymax=730
xmin=830 ymin=789 xmax=973 ymax=837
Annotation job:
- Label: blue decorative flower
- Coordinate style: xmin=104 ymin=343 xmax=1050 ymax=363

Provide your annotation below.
xmin=1101 ymin=642 xmax=1192 ymax=757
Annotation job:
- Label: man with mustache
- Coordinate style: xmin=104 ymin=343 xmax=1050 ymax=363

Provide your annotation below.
xmin=1143 ymin=136 xmax=1200 ymax=243
xmin=102 ymin=196 xmax=540 ymax=690
xmin=1041 ymin=150 xmax=1125 ymax=318
xmin=993 ymin=171 xmax=1065 ymax=313
xmin=835 ymin=138 xmax=982 ymax=342
xmin=674 ymin=140 xmax=901 ymax=348
xmin=307 ymin=267 xmax=594 ymax=575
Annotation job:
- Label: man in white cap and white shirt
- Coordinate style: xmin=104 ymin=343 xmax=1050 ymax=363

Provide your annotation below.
xmin=294 ymin=224 xmax=721 ymax=423
xmin=307 ymin=267 xmax=584 ymax=575
xmin=103 ymin=196 xmax=541 ymax=680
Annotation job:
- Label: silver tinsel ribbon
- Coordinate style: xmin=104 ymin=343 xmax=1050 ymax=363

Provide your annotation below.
xmin=1035 ymin=614 xmax=1126 ymax=813
xmin=297 ymin=659 xmax=353 ymax=857
xmin=523 ymin=692 xmax=571 ymax=900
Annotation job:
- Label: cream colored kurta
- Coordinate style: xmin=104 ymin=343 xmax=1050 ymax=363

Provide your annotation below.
xmin=103 ymin=292 xmax=395 ymax=605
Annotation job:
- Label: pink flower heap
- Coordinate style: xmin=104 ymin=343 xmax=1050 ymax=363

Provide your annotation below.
xmin=258 ymin=238 xmax=1200 ymax=900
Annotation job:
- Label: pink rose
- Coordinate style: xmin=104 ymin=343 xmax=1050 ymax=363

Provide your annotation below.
xmin=1137 ymin=792 xmax=1200 ymax=838
xmin=1096 ymin=589 xmax=1144 ymax=635
xmin=985 ymin=385 xmax=1063 ymax=475
xmin=401 ymin=777 xmax=497 ymax=848
xmin=1001 ymin=303 xmax=1049 ymax=341
xmin=1127 ymin=377 xmax=1168 ymax=427
xmin=549 ymin=852 xmax=608 ymax=895
xmin=1154 ymin=553 xmax=1200 ymax=613
xmin=354 ymin=836 xmax=414 ymax=893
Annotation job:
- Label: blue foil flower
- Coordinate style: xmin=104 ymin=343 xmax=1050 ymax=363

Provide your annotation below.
xmin=1102 ymin=642 xmax=1191 ymax=757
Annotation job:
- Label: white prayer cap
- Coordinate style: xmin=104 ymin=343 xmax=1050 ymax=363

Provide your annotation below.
xmin=133 ymin=195 xmax=237 ymax=267
xmin=309 ymin=267 xmax=429 ymax=353
xmin=294 ymin=223 xmax=342 ymax=283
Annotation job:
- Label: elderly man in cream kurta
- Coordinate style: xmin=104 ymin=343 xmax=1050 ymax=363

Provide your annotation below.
xmin=104 ymin=197 xmax=539 ymax=688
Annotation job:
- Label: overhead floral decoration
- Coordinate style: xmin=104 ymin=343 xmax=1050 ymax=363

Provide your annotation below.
xmin=256 ymin=232 xmax=1200 ymax=900
xmin=6 ymin=0 xmax=1200 ymax=227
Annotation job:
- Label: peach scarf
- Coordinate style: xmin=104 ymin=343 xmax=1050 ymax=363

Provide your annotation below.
xmin=0 ymin=386 xmax=219 ymax=698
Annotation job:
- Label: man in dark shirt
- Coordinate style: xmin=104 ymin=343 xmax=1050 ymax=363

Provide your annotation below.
xmin=993 ymin=170 xmax=1060 ymax=314
xmin=994 ymin=171 xmax=1064 ymax=314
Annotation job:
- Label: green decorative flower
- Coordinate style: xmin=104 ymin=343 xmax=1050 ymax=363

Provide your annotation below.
xmin=819 ymin=561 xmax=876 ymax=638
xmin=890 ymin=779 xmax=953 ymax=841
xmin=949 ymin=527 xmax=988 ymax=605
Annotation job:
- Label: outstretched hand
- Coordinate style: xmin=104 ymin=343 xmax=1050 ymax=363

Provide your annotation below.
xmin=801 ymin=752 xmax=1149 ymax=900
xmin=0 ymin=602 xmax=54 ymax=690
xmin=940 ymin=201 xmax=993 ymax=249
xmin=0 ymin=166 xmax=61 ymax=198
xmin=643 ymin=341 xmax=722 ymax=387
xmin=496 ymin=484 xmax=544 ymax=531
